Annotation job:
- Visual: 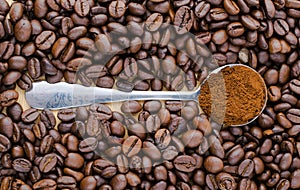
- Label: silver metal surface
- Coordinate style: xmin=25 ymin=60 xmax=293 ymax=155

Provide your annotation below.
xmin=25 ymin=64 xmax=268 ymax=127
xmin=26 ymin=81 xmax=200 ymax=110
xmin=26 ymin=64 xmax=228 ymax=110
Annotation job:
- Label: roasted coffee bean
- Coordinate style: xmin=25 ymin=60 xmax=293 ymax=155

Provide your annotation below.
xmin=224 ymin=0 xmax=240 ymax=15
xmin=32 ymin=121 xmax=46 ymax=140
xmin=238 ymin=178 xmax=256 ymax=189
xmin=212 ymin=30 xmax=228 ymax=44
xmin=210 ymin=8 xmax=228 ymax=21
xmin=264 ymin=0 xmax=276 ymax=18
xmin=85 ymin=65 xmax=107 ymax=79
xmin=274 ymin=19 xmax=289 ymax=36
xmin=0 ymin=134 xmax=11 ymax=153
xmin=57 ymin=176 xmax=76 ymax=189
xmin=8 ymin=56 xmax=27 ymax=71
xmin=147 ymin=0 xmax=170 ymax=13
xmin=60 ymin=0 xmax=75 ymax=11
xmin=0 ymin=21 xmax=4 ymax=34
xmin=51 ymin=37 xmax=75 ymax=63
xmin=154 ymin=128 xmax=171 ymax=149
xmin=182 ymin=130 xmax=203 ymax=148
xmin=143 ymin=100 xmax=161 ymax=114
xmin=40 ymin=110 xmax=56 ymax=129
xmin=238 ymin=159 xmax=254 ymax=177
xmin=65 ymin=153 xmax=84 ymax=169
xmin=23 ymin=141 xmax=35 ymax=161
xmin=264 ymin=68 xmax=279 ymax=85
xmin=121 ymin=101 xmax=142 ymax=114
xmin=216 ymin=173 xmax=237 ymax=190
xmin=174 ymin=155 xmax=197 ymax=173
xmin=157 ymin=108 xmax=170 ymax=126
xmin=12 ymin=158 xmax=32 ymax=172
xmin=151 ymin=79 xmax=163 ymax=91
xmin=0 ymin=0 xmax=9 ymax=15
xmin=67 ymin=58 xmax=92 ymax=71
xmin=268 ymin=86 xmax=281 ymax=102
xmin=33 ymin=179 xmax=57 ymax=190
xmin=95 ymin=34 xmax=112 ymax=53
xmin=122 ymin=135 xmax=142 ymax=157
xmin=35 ymin=31 xmax=56 ymax=50
xmin=6 ymin=102 xmax=22 ymax=122
xmin=33 ymin=0 xmax=48 ymax=18
xmin=241 ymin=15 xmax=260 ymax=30
xmin=90 ymin=103 xmax=112 ymax=120
xmin=0 ymin=117 xmax=13 ymax=138
xmin=181 ymin=105 xmax=198 ymax=120
xmin=60 ymin=17 xmax=73 ymax=35
xmin=125 ymin=171 xmax=141 ymax=187
xmin=110 ymin=174 xmax=126 ymax=190
xmin=0 ymin=41 xmax=14 ymax=60
xmin=109 ymin=1 xmax=126 ymax=18
xmin=127 ymin=123 xmax=145 ymax=140
xmin=9 ymin=2 xmax=23 ymax=22
xmin=90 ymin=14 xmax=107 ymax=27
xmin=145 ymin=114 xmax=160 ymax=134
xmin=93 ymin=158 xmax=117 ymax=178
xmin=67 ymin=26 xmax=87 ymax=41
xmin=142 ymin=141 xmax=162 ymax=161
xmin=165 ymin=101 xmax=183 ymax=112
xmin=162 ymin=55 xmax=177 ymax=75
xmin=22 ymin=108 xmax=39 ymax=123
xmin=57 ymin=109 xmax=76 ymax=122
xmin=18 ymin=74 xmax=32 ymax=91
xmin=145 ymin=13 xmax=163 ymax=32
xmin=39 ymin=153 xmax=57 ymax=173
xmin=204 ymin=156 xmax=224 ymax=174
xmin=194 ymin=1 xmax=210 ymax=18
xmin=290 ymin=170 xmax=300 ymax=189
xmin=27 ymin=58 xmax=42 ymax=79
xmin=133 ymin=80 xmax=150 ymax=91
xmin=289 ymin=79 xmax=300 ymax=94
xmin=227 ymin=22 xmax=244 ymax=37
xmin=168 ymin=117 xmax=187 ymax=137
xmin=174 ymin=6 xmax=193 ymax=34
xmin=74 ymin=0 xmax=90 ymax=17
xmin=0 ymin=62 xmax=8 ymax=73
xmin=79 ymin=176 xmax=97 ymax=190
xmin=53 ymin=143 xmax=67 ymax=158
xmin=2 ymin=71 xmax=22 ymax=85
xmin=79 ymin=137 xmax=98 ymax=153
xmin=128 ymin=2 xmax=145 ymax=16
xmin=14 ymin=18 xmax=32 ymax=42
xmin=85 ymin=114 xmax=100 ymax=137
xmin=279 ymin=153 xmax=292 ymax=170
xmin=162 ymin=145 xmax=178 ymax=161
xmin=40 ymin=135 xmax=54 ymax=155
xmin=286 ymin=108 xmax=300 ymax=123
xmin=0 ymin=177 xmax=13 ymax=190
xmin=0 ymin=90 xmax=18 ymax=107
xmin=227 ymin=145 xmax=245 ymax=165
xmin=276 ymin=179 xmax=290 ymax=190
xmin=96 ymin=76 xmax=114 ymax=88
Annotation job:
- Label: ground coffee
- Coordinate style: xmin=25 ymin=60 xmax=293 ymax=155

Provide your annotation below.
xmin=199 ymin=65 xmax=267 ymax=126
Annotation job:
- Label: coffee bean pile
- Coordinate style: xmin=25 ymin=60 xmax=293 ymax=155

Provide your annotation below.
xmin=0 ymin=0 xmax=300 ymax=189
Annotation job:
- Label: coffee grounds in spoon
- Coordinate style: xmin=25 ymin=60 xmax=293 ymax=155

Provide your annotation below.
xmin=198 ymin=65 xmax=266 ymax=126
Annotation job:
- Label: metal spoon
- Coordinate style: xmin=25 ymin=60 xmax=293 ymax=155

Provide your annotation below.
xmin=26 ymin=64 xmax=268 ymax=126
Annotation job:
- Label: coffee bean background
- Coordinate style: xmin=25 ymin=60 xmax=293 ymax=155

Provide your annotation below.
xmin=1 ymin=0 xmax=300 ymax=189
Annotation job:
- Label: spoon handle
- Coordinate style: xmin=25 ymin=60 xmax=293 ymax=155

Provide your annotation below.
xmin=26 ymin=81 xmax=200 ymax=110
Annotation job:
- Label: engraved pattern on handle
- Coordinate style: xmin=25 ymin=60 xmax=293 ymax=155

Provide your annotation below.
xmin=26 ymin=81 xmax=200 ymax=110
